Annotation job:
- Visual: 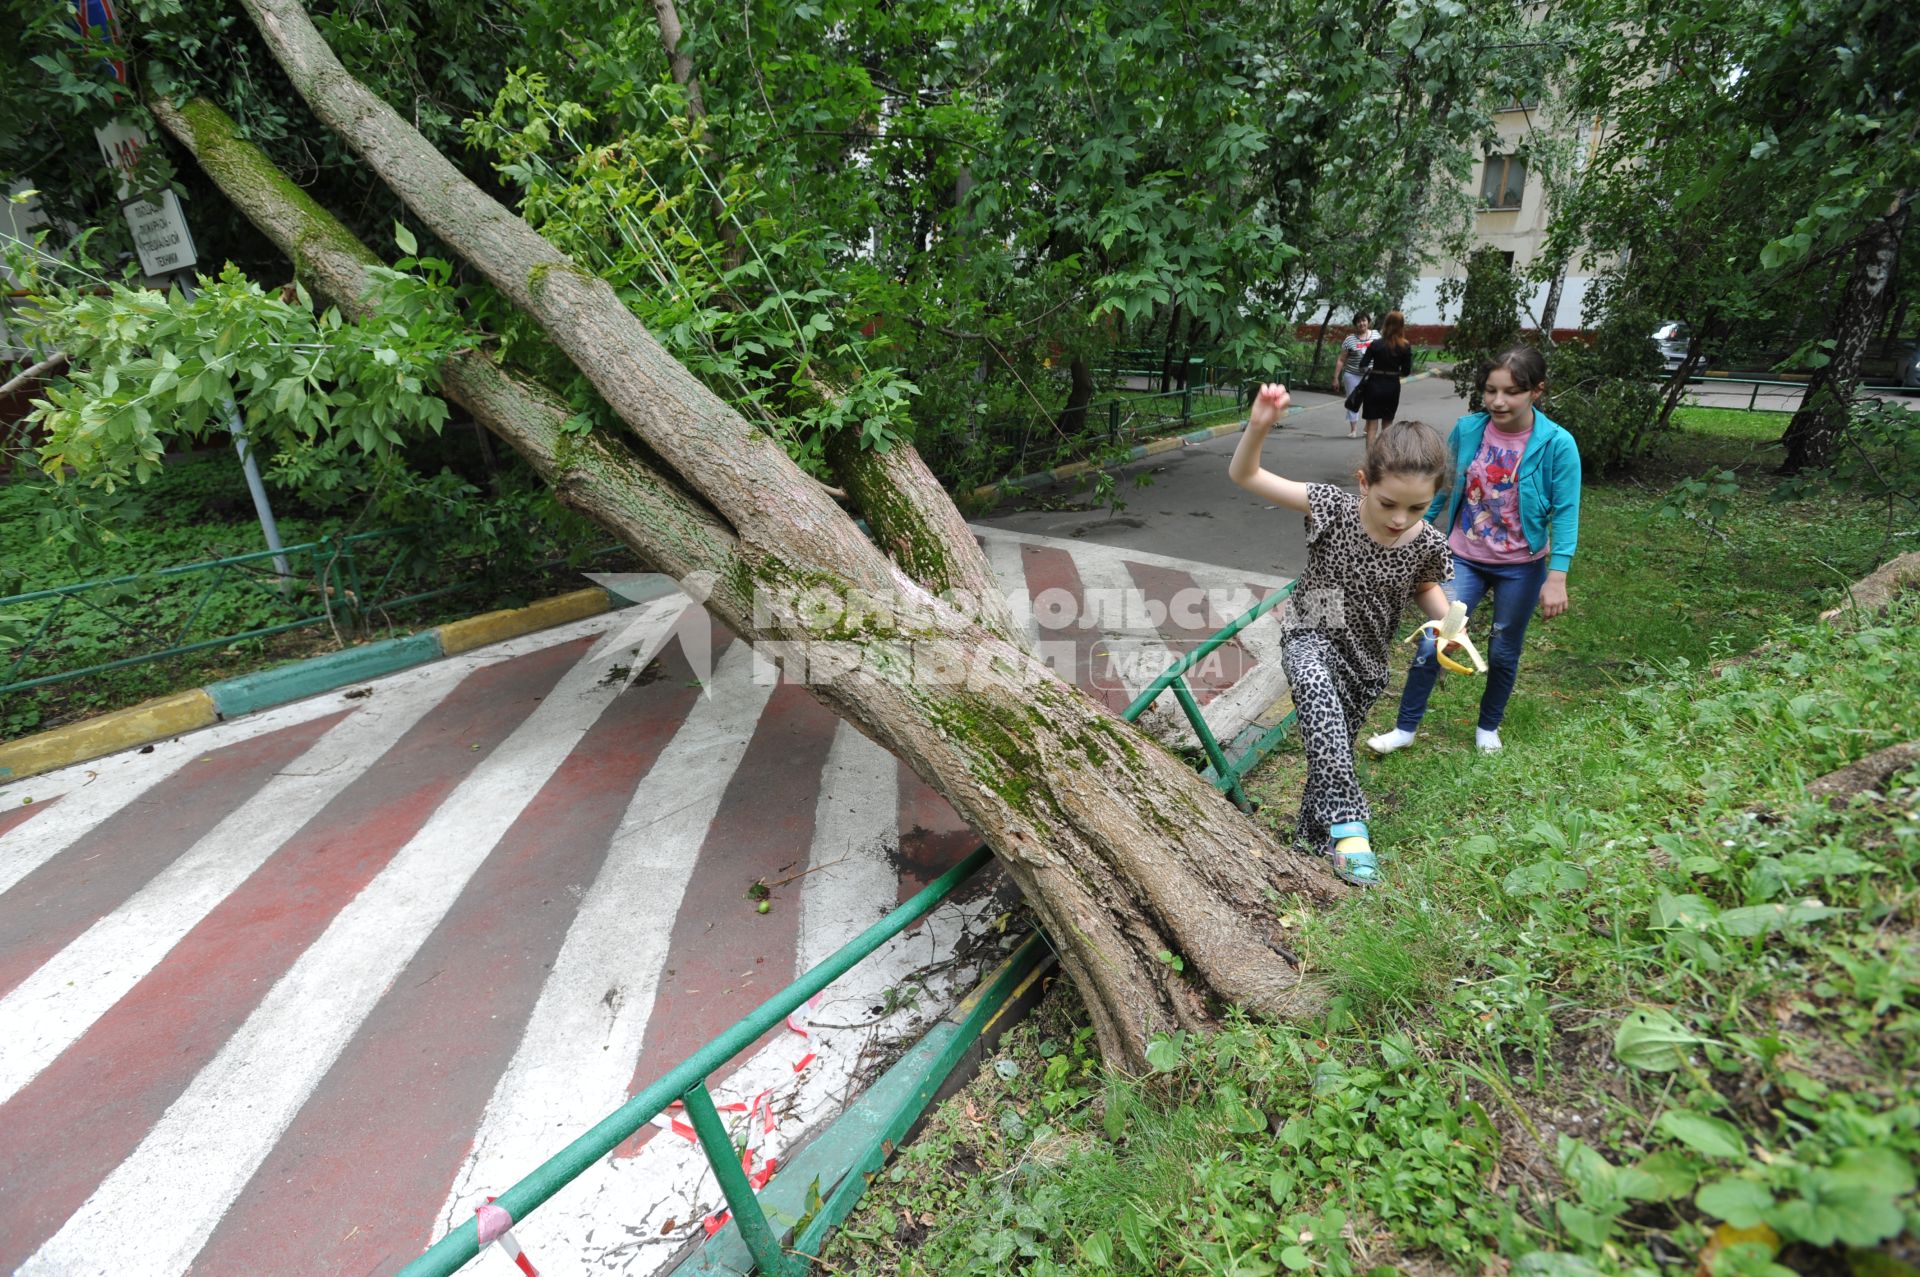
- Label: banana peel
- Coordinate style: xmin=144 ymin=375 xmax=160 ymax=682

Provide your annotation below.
xmin=1409 ymin=600 xmax=1486 ymax=675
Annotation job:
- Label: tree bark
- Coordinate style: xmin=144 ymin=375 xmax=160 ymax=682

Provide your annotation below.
xmin=1781 ymin=199 xmax=1910 ymax=473
xmin=1054 ymin=354 xmax=1095 ymax=438
xmin=648 ymin=0 xmax=746 ymax=271
xmin=202 ymin=9 xmax=1348 ymax=1070
xmin=649 ymin=0 xmax=706 ymax=119
xmin=1537 ymin=267 xmax=1566 ymax=346
xmin=1309 ymin=296 xmax=1337 ymax=385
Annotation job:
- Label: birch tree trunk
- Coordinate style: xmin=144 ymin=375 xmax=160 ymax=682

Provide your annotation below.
xmin=184 ymin=2 xmax=1349 ymax=1070
xmin=1781 ymin=200 xmax=1910 ymax=473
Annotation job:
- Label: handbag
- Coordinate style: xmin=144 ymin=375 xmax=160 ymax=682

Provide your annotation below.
xmin=1343 ymin=380 xmax=1366 ymax=414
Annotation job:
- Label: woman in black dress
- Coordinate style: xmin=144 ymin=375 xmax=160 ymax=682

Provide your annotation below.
xmin=1357 ymin=310 xmax=1414 ymax=449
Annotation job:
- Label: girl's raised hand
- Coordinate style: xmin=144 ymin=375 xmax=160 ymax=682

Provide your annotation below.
xmin=1247 ymin=383 xmax=1291 ymax=431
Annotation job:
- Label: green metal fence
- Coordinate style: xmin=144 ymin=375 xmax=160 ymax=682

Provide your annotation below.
xmin=0 ymin=532 xmax=631 ymax=699
xmin=0 ymin=530 xmax=460 ymax=698
xmin=1102 ymin=382 xmax=1244 ymax=443
xmin=396 ymin=580 xmax=1298 ymax=1277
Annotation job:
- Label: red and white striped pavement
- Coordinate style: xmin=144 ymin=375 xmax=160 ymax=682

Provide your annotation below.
xmin=0 ymin=528 xmax=1288 ymax=1277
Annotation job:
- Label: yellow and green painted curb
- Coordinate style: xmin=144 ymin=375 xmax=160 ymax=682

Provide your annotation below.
xmin=0 ymin=690 xmax=219 ymax=784
xmin=0 ymin=586 xmax=619 ymax=784
xmin=967 ymin=370 xmax=1443 ymax=507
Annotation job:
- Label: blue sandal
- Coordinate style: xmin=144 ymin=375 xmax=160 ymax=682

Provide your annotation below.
xmin=1328 ymin=821 xmax=1381 ymax=887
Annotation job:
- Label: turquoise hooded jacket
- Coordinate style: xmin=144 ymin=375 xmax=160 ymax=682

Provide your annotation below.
xmin=1424 ymin=409 xmax=1582 ymax=573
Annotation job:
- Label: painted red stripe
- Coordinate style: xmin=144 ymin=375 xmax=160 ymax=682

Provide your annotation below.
xmin=617 ymin=680 xmax=840 ymax=1156
xmin=0 ymin=711 xmax=348 ymax=1002
xmin=0 ymin=638 xmax=591 ymax=1271
xmin=0 ymin=794 xmax=59 ymax=841
xmin=1123 ymin=562 xmax=1256 ymax=705
xmin=1016 ymin=544 xmax=1130 ymax=713
xmin=189 ymin=634 xmax=721 ymax=1277
xmin=895 ymin=761 xmax=977 ymax=905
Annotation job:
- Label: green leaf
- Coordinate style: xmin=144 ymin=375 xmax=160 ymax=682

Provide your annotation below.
xmin=1613 ymin=1007 xmax=1710 ymax=1072
xmin=1279 ymin=1245 xmax=1311 ymax=1271
xmin=1379 ymin=1032 xmax=1415 ymax=1070
xmin=1651 ymin=893 xmax=1718 ymax=929
xmin=394 ymin=222 xmax=418 ymax=255
xmin=1080 ymin=1229 xmax=1114 ymax=1267
xmin=1716 ymin=900 xmax=1845 ymax=937
xmin=1555 ymin=1200 xmax=1612 ymax=1248
xmin=1657 ymin=1110 xmax=1746 ymax=1159
xmin=1696 ymin=1176 xmax=1774 ymax=1227
xmin=1515 ymin=1253 xmax=1604 ymax=1276
xmin=1144 ymin=1035 xmax=1183 ymax=1072
xmin=1503 ymin=858 xmax=1589 ymax=897
xmin=1627 ymin=1150 xmax=1700 ymax=1201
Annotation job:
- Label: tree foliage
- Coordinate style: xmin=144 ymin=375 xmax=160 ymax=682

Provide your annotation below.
xmin=1547 ymin=0 xmax=1920 ymax=469
xmin=1445 ymin=246 xmax=1523 ymax=408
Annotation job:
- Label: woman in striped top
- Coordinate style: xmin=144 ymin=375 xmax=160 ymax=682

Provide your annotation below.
xmin=1331 ymin=313 xmax=1373 ymax=439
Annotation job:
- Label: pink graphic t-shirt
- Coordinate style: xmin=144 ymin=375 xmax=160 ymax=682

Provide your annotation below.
xmin=1448 ymin=422 xmax=1546 ymax=565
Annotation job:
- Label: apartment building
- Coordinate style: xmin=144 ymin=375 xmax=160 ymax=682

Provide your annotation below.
xmin=1400 ymin=101 xmax=1604 ymax=337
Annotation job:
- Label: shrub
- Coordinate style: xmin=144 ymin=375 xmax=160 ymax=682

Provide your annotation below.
xmin=1446 ymin=248 xmax=1525 ymax=408
xmin=1546 ymin=297 xmax=1665 ymax=471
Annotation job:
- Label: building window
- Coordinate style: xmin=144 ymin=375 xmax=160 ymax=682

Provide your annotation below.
xmin=1498 ymin=96 xmax=1542 ymax=113
xmin=1480 ymin=154 xmax=1527 ymax=210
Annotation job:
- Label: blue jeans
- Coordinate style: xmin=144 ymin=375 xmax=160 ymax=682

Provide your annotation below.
xmin=1396 ymin=555 xmax=1549 ymax=733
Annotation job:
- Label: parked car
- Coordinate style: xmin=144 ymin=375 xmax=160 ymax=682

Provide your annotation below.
xmin=1649 ymin=321 xmax=1709 ymax=372
xmin=1901 ymin=342 xmax=1920 ymax=391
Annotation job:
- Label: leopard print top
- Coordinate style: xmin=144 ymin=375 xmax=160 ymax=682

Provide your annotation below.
xmin=1280 ymin=483 xmax=1453 ymax=684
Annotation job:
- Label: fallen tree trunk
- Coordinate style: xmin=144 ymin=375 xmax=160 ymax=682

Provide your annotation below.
xmin=159 ymin=17 xmax=1346 ymax=1068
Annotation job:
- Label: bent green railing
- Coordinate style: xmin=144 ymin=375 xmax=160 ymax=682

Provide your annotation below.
xmin=1122 ymin=581 xmax=1297 ymax=810
xmin=395 ymin=580 xmax=1297 ymax=1277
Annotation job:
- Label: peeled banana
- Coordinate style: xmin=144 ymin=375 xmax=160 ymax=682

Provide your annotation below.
xmin=1409 ymin=600 xmax=1486 ymax=675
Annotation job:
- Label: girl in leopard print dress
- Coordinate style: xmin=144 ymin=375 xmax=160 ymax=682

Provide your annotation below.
xmin=1228 ymin=384 xmax=1454 ymax=886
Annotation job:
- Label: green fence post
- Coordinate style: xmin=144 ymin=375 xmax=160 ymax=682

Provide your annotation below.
xmin=680 ymin=1084 xmax=804 ymax=1277
xmin=1181 ymin=382 xmax=1192 ymax=424
xmin=1108 ymin=399 xmax=1121 ymax=442
xmin=339 ymin=538 xmax=368 ymax=635
xmin=1168 ymin=676 xmax=1250 ymax=810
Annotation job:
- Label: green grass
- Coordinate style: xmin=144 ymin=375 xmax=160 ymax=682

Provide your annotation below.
xmin=820 ymin=407 xmax=1920 ymax=1277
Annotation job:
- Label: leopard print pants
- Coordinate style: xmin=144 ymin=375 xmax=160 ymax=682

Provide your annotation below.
xmin=1281 ymin=629 xmax=1388 ymax=852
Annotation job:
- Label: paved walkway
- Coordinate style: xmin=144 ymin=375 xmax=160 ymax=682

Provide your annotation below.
xmin=0 ymin=526 xmax=1289 ymax=1277
xmin=980 ymin=374 xmax=1475 ymax=574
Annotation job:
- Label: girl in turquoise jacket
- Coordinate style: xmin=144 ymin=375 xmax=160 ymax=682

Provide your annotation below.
xmin=1369 ymin=346 xmax=1581 ymax=755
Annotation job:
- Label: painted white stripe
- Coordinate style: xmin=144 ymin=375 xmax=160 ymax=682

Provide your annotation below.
xmin=1184 ymin=570 xmax=1291 ymax=740
xmin=0 ymin=660 xmax=457 ymax=1105
xmin=1071 ymin=545 xmax=1178 ymax=706
xmin=437 ymin=636 xmax=776 ymax=1233
xmin=0 ymin=752 xmax=198 ymax=899
xmin=435 ymin=677 xmax=1000 ymax=1277
xmin=797 ymin=721 xmax=901 ymax=974
xmin=441 ymin=890 xmax=1014 ymax=1277
xmin=19 ymin=600 xmax=688 ymax=1277
xmin=976 ymin=532 xmax=1037 ymax=643
xmin=968 ymin=523 xmax=1288 ymax=585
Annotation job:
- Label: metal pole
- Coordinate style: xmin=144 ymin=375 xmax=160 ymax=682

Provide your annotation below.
xmin=176 ymin=275 xmax=290 ymax=579
xmin=681 ymin=1084 xmax=802 ymax=1277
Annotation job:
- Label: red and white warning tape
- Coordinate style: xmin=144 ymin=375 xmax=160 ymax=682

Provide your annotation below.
xmin=678 ymin=994 xmax=824 ymax=1235
xmin=476 ymin=1198 xmax=538 ymax=1276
